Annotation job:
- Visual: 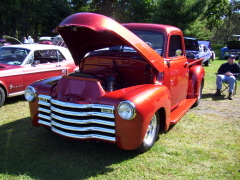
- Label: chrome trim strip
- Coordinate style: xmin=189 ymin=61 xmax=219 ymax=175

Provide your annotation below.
xmin=38 ymin=101 xmax=51 ymax=107
xmin=52 ymin=127 xmax=116 ymax=142
xmin=52 ymin=121 xmax=115 ymax=134
xmin=52 ymin=113 xmax=115 ymax=126
xmin=38 ymin=107 xmax=51 ymax=114
xmin=51 ymin=106 xmax=114 ymax=118
xmin=38 ymin=113 xmax=51 ymax=120
xmin=0 ymin=68 xmax=66 ymax=78
xmin=8 ymin=91 xmax=25 ymax=97
xmin=39 ymin=94 xmax=51 ymax=100
xmin=51 ymin=99 xmax=114 ymax=110
xmin=39 ymin=119 xmax=51 ymax=127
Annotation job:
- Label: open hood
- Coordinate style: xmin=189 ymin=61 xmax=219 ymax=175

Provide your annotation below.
xmin=54 ymin=12 xmax=164 ymax=72
xmin=184 ymin=37 xmax=199 ymax=51
xmin=2 ymin=35 xmax=22 ymax=45
xmin=227 ymin=40 xmax=240 ymax=50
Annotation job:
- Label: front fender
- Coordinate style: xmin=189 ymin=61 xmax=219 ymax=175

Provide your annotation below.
xmin=28 ymin=76 xmax=62 ymax=126
xmin=187 ymin=65 xmax=205 ymax=98
xmin=102 ymin=84 xmax=171 ymax=150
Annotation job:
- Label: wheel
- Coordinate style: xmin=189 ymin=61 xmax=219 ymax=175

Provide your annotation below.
xmin=135 ymin=112 xmax=160 ymax=153
xmin=211 ymin=51 xmax=215 ymax=61
xmin=0 ymin=87 xmax=6 ymax=108
xmin=204 ymin=59 xmax=210 ymax=66
xmin=192 ymin=81 xmax=203 ymax=107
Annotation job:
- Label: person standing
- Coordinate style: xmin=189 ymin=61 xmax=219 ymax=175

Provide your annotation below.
xmin=214 ymin=54 xmax=240 ymax=100
xmin=23 ymin=37 xmax=28 ymax=44
xmin=28 ymin=36 xmax=34 ymax=44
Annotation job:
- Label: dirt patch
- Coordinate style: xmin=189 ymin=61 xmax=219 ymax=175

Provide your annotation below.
xmin=192 ymin=90 xmax=240 ymax=121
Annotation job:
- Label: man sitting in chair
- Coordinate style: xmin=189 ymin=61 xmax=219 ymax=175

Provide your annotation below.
xmin=214 ymin=54 xmax=240 ymax=100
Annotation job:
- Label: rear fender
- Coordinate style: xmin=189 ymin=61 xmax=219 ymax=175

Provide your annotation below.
xmin=187 ymin=65 xmax=205 ymax=98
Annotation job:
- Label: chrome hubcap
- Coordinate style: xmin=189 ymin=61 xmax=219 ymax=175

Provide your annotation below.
xmin=144 ymin=114 xmax=157 ymax=145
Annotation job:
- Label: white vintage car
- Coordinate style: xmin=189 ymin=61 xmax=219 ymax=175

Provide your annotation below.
xmin=0 ymin=44 xmax=78 ymax=107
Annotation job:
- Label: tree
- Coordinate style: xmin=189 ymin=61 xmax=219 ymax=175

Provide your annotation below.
xmin=37 ymin=0 xmax=72 ymax=37
xmin=151 ymin=0 xmax=210 ymax=30
xmin=203 ymin=0 xmax=229 ymax=30
xmin=184 ymin=20 xmax=212 ymax=40
xmin=212 ymin=0 xmax=240 ymax=44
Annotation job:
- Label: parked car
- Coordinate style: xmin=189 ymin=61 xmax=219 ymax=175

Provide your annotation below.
xmin=223 ymin=35 xmax=240 ymax=60
xmin=198 ymin=44 xmax=212 ymax=66
xmin=0 ymin=39 xmax=11 ymax=47
xmin=1 ymin=35 xmax=22 ymax=47
xmin=38 ymin=36 xmax=53 ymax=45
xmin=184 ymin=37 xmax=211 ymax=66
xmin=198 ymin=40 xmax=215 ymax=61
xmin=25 ymin=13 xmax=205 ymax=153
xmin=0 ymin=44 xmax=78 ymax=107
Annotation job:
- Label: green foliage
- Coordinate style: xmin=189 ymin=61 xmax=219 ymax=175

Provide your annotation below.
xmin=151 ymin=0 xmax=210 ymax=30
xmin=212 ymin=11 xmax=240 ymax=44
xmin=0 ymin=0 xmax=239 ymax=42
xmin=0 ymin=0 xmax=71 ymax=41
xmin=184 ymin=20 xmax=212 ymax=40
xmin=203 ymin=0 xmax=229 ymax=30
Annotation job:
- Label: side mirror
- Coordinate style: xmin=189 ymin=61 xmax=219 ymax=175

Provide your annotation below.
xmin=175 ymin=49 xmax=182 ymax=56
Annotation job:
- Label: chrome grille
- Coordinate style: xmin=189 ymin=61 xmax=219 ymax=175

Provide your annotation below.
xmin=38 ymin=94 xmax=116 ymax=142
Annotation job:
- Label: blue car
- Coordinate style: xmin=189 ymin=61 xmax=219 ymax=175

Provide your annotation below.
xmin=184 ymin=37 xmax=212 ymax=66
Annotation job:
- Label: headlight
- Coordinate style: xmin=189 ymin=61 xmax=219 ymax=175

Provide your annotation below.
xmin=24 ymin=86 xmax=37 ymax=102
xmin=117 ymin=101 xmax=136 ymax=120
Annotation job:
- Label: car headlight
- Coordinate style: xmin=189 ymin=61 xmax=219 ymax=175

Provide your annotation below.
xmin=117 ymin=101 xmax=136 ymax=120
xmin=24 ymin=86 xmax=37 ymax=102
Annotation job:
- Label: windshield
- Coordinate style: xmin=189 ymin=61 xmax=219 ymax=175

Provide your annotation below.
xmin=0 ymin=47 xmax=30 ymax=65
xmin=88 ymin=30 xmax=164 ymax=57
xmin=132 ymin=30 xmax=164 ymax=55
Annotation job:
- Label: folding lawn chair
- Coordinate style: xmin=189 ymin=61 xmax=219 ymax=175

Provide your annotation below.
xmin=217 ymin=73 xmax=240 ymax=95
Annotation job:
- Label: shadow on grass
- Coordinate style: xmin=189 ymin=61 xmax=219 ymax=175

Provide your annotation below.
xmin=202 ymin=93 xmax=227 ymax=101
xmin=0 ymin=117 xmax=138 ymax=180
xmin=4 ymin=95 xmax=26 ymax=105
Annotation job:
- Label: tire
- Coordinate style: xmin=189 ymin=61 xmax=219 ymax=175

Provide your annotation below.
xmin=0 ymin=87 xmax=6 ymax=108
xmin=135 ymin=112 xmax=160 ymax=153
xmin=211 ymin=51 xmax=215 ymax=61
xmin=204 ymin=59 xmax=210 ymax=66
xmin=192 ymin=81 xmax=203 ymax=107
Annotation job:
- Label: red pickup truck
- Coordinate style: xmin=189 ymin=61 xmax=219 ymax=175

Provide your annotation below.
xmin=25 ymin=13 xmax=205 ymax=153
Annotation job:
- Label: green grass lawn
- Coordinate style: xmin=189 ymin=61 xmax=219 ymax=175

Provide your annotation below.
xmin=0 ymin=48 xmax=239 ymax=180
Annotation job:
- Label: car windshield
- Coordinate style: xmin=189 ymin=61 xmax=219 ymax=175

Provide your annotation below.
xmin=88 ymin=30 xmax=164 ymax=57
xmin=0 ymin=47 xmax=30 ymax=65
xmin=132 ymin=30 xmax=164 ymax=55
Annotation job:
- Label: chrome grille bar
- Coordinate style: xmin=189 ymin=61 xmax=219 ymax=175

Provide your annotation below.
xmin=52 ymin=127 xmax=116 ymax=142
xmin=51 ymin=113 xmax=115 ymax=126
xmin=52 ymin=121 xmax=115 ymax=134
xmin=51 ymin=106 xmax=114 ymax=118
xmin=51 ymin=99 xmax=114 ymax=110
xmin=37 ymin=94 xmax=116 ymax=142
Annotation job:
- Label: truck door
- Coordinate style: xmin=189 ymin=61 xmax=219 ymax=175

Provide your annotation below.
xmin=167 ymin=35 xmax=189 ymax=107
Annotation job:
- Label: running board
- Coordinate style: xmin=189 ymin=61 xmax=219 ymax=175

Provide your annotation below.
xmin=170 ymin=98 xmax=197 ymax=125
